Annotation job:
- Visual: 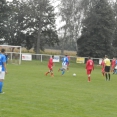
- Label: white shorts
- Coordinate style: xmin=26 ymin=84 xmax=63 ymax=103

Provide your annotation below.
xmin=0 ymin=71 xmax=5 ymax=80
xmin=62 ymin=65 xmax=67 ymax=70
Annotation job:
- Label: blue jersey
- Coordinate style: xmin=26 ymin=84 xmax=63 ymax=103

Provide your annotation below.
xmin=62 ymin=56 xmax=69 ymax=66
xmin=116 ymin=60 xmax=117 ymax=65
xmin=0 ymin=54 xmax=6 ymax=71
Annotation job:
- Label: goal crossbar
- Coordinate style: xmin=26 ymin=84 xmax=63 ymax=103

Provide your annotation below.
xmin=1 ymin=45 xmax=21 ymax=48
xmin=0 ymin=45 xmax=22 ymax=65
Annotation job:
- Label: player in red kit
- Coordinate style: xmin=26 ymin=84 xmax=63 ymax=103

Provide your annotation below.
xmin=101 ymin=58 xmax=105 ymax=76
xmin=111 ymin=57 xmax=116 ymax=74
xmin=45 ymin=55 xmax=54 ymax=77
xmin=86 ymin=57 xmax=94 ymax=82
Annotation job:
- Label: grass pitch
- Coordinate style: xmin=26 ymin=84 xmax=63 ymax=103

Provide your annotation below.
xmin=0 ymin=61 xmax=117 ymax=117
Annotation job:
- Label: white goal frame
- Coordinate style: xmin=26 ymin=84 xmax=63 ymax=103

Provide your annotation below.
xmin=0 ymin=45 xmax=22 ymax=65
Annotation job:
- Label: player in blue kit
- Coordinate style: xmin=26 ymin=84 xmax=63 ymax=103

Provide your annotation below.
xmin=0 ymin=49 xmax=7 ymax=94
xmin=58 ymin=55 xmax=69 ymax=75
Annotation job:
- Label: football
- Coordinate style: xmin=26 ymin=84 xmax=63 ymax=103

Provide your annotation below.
xmin=73 ymin=73 xmax=76 ymax=76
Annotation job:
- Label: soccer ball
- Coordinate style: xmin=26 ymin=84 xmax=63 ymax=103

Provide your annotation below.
xmin=73 ymin=73 xmax=76 ymax=76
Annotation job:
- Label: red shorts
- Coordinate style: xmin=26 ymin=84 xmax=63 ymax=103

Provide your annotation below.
xmin=48 ymin=65 xmax=53 ymax=71
xmin=111 ymin=65 xmax=115 ymax=69
xmin=87 ymin=69 xmax=92 ymax=75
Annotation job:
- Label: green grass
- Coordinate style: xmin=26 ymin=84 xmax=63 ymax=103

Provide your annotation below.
xmin=0 ymin=61 xmax=117 ymax=117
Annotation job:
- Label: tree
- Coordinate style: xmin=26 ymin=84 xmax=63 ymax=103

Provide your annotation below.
xmin=1 ymin=0 xmax=59 ymax=53
xmin=112 ymin=1 xmax=117 ymax=54
xmin=77 ymin=0 xmax=116 ymax=58
xmin=4 ymin=0 xmax=27 ymax=46
xmin=0 ymin=0 xmax=10 ymax=42
xmin=24 ymin=0 xmax=59 ymax=53
xmin=58 ymin=0 xmax=83 ymax=54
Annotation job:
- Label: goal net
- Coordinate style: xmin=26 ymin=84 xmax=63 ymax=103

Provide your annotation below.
xmin=0 ymin=45 xmax=22 ymax=65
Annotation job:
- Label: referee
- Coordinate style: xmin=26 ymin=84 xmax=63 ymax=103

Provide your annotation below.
xmin=104 ymin=55 xmax=111 ymax=81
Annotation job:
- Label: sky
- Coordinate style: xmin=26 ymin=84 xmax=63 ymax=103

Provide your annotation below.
xmin=50 ymin=0 xmax=65 ymax=30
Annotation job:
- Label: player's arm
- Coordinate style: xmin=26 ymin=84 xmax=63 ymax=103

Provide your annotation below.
xmin=93 ymin=62 xmax=94 ymax=70
xmin=103 ymin=60 xmax=106 ymax=70
xmin=86 ymin=61 xmax=88 ymax=69
xmin=3 ymin=56 xmax=7 ymax=73
xmin=66 ymin=57 xmax=69 ymax=64
xmin=114 ymin=61 xmax=116 ymax=67
xmin=111 ymin=61 xmax=113 ymax=67
xmin=52 ymin=60 xmax=54 ymax=67
xmin=4 ymin=62 xmax=7 ymax=74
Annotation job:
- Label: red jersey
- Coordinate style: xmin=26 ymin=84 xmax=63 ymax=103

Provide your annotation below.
xmin=101 ymin=60 xmax=105 ymax=68
xmin=48 ymin=58 xmax=53 ymax=66
xmin=111 ymin=59 xmax=116 ymax=68
xmin=101 ymin=60 xmax=105 ymax=72
xmin=86 ymin=59 xmax=94 ymax=70
xmin=67 ymin=56 xmax=70 ymax=60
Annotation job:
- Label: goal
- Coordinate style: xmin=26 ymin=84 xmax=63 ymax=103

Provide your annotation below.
xmin=0 ymin=45 xmax=22 ymax=65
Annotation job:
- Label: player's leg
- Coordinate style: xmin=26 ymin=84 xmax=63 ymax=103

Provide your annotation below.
xmin=61 ymin=68 xmax=65 ymax=75
xmin=88 ymin=74 xmax=91 ymax=82
xmin=102 ymin=71 xmax=105 ymax=76
xmin=112 ymin=66 xmax=115 ymax=74
xmin=45 ymin=70 xmax=50 ymax=76
xmin=58 ymin=68 xmax=65 ymax=75
xmin=0 ymin=80 xmax=3 ymax=93
xmin=60 ymin=65 xmax=67 ymax=75
xmin=0 ymin=72 xmax=5 ymax=93
xmin=106 ymin=66 xmax=110 ymax=81
xmin=45 ymin=66 xmax=51 ymax=76
xmin=58 ymin=63 xmax=63 ymax=72
xmin=102 ymin=68 xmax=105 ymax=76
xmin=115 ymin=69 xmax=117 ymax=74
xmin=59 ymin=65 xmax=65 ymax=74
xmin=114 ymin=69 xmax=117 ymax=74
xmin=108 ymin=66 xmax=111 ymax=81
xmin=87 ymin=70 xmax=91 ymax=82
xmin=60 ymin=68 xmax=64 ymax=71
xmin=67 ymin=63 xmax=69 ymax=71
xmin=50 ymin=69 xmax=54 ymax=77
xmin=105 ymin=72 xmax=108 ymax=80
xmin=58 ymin=67 xmax=63 ymax=72
xmin=105 ymin=66 xmax=108 ymax=81
xmin=111 ymin=66 xmax=113 ymax=73
xmin=108 ymin=72 xmax=110 ymax=80
xmin=102 ymin=68 xmax=104 ymax=76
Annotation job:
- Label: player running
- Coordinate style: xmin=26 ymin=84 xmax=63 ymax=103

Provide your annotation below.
xmin=86 ymin=57 xmax=94 ymax=82
xmin=45 ymin=55 xmax=54 ymax=77
xmin=58 ymin=55 xmax=69 ymax=75
xmin=111 ymin=57 xmax=116 ymax=74
xmin=101 ymin=58 xmax=105 ymax=76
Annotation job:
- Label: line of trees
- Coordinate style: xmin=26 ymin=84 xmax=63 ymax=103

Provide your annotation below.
xmin=77 ymin=0 xmax=116 ymax=58
xmin=58 ymin=0 xmax=117 ymax=57
xmin=1 ymin=0 xmax=117 ymax=57
xmin=0 ymin=0 xmax=59 ymax=54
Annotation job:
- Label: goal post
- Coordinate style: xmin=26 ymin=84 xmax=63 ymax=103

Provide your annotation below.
xmin=0 ymin=45 xmax=22 ymax=65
